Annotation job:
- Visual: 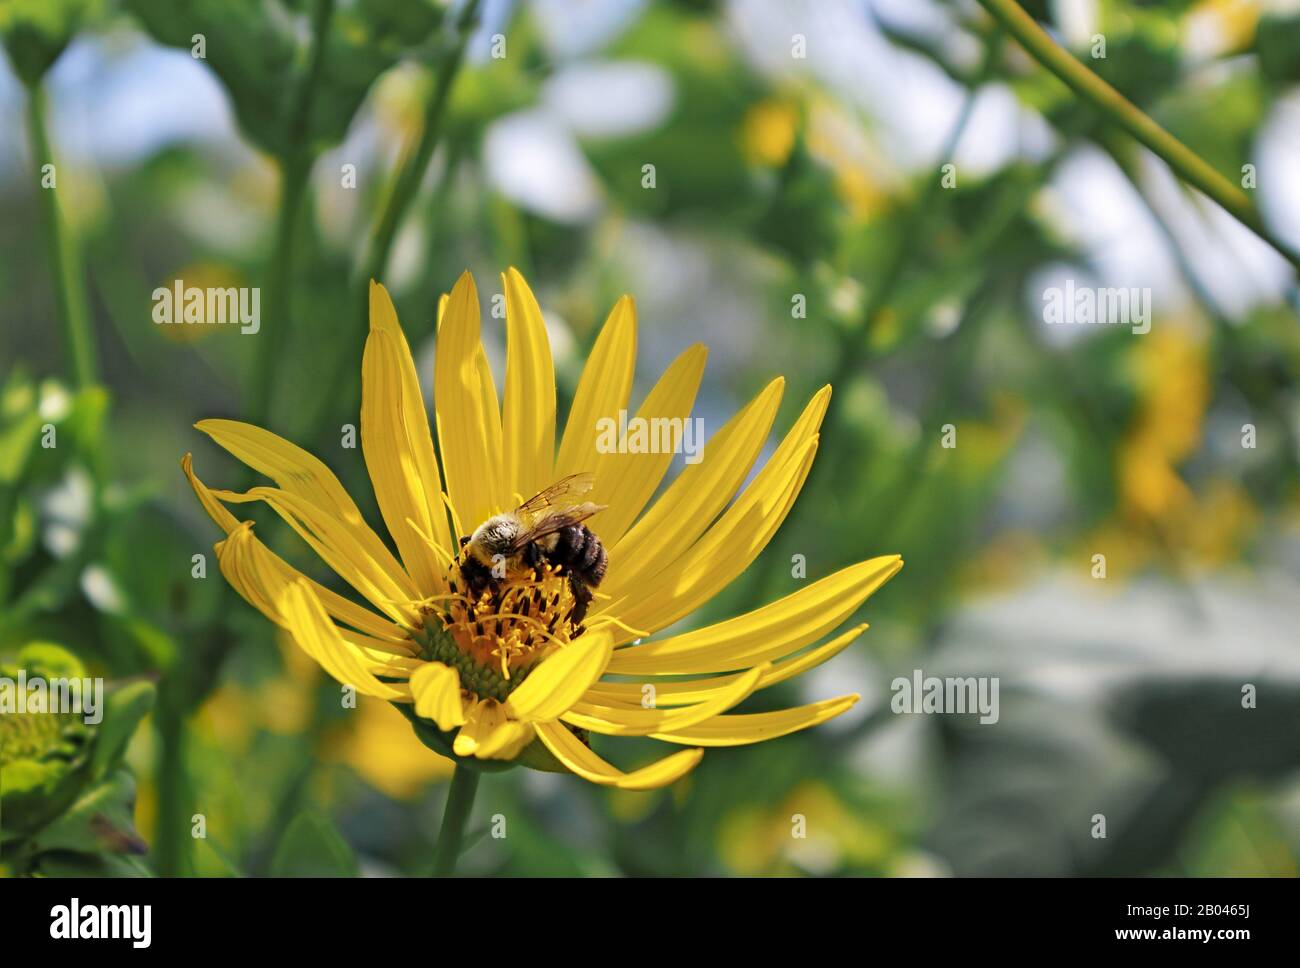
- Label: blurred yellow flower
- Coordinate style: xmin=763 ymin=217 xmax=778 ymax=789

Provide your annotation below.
xmin=1119 ymin=326 xmax=1209 ymax=520
xmin=327 ymin=701 xmax=455 ymax=799
xmin=806 ymin=101 xmax=889 ymax=221
xmin=153 ymin=262 xmax=251 ymax=344
xmin=741 ymin=98 xmax=798 ymax=167
xmin=1184 ymin=0 xmax=1261 ymax=57
xmin=719 ymin=781 xmax=894 ymax=875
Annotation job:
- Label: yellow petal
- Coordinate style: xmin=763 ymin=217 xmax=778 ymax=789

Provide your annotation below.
xmin=605 ymin=435 xmax=818 ymax=642
xmin=504 ymin=630 xmax=614 ymax=723
xmin=563 ymin=663 xmax=767 ymax=736
xmin=605 ymin=377 xmax=784 ymax=595
xmin=453 ymin=699 xmax=532 ymax=759
xmin=589 ymin=624 xmax=867 ymax=706
xmin=277 ymin=579 xmax=412 ymax=701
xmin=605 ymin=556 xmax=901 ymax=675
xmin=533 ymin=721 xmax=703 ymax=790
xmin=214 ymin=522 xmax=408 ymax=657
xmin=435 ymin=271 xmax=506 ymax=532
xmin=475 ymin=343 xmax=504 ymax=505
xmin=362 ymin=282 xmax=452 ymax=593
xmin=184 ymin=455 xmax=409 ymax=644
xmin=210 ymin=484 xmax=419 ymax=625
xmin=554 ymin=295 xmax=636 ymax=480
xmin=196 ymin=420 xmax=419 ymax=602
xmin=215 ymin=525 xmax=417 ymax=681
xmin=650 ymin=695 xmax=860 ymax=747
xmin=501 ymin=267 xmax=556 ymax=501
xmin=588 ymin=343 xmax=707 ymax=545
xmin=598 ymin=386 xmax=830 ymax=640
xmin=195 ymin=418 xmax=360 ymax=521
xmin=409 ymin=661 xmax=467 ymax=730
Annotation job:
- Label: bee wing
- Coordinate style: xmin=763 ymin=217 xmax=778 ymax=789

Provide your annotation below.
xmin=508 ymin=502 xmax=606 ymax=553
xmin=514 ymin=472 xmax=596 ymax=517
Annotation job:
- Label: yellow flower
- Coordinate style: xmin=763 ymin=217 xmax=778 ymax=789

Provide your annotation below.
xmin=182 ymin=269 xmax=900 ymax=790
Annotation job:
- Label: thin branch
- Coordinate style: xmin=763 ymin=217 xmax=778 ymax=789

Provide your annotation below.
xmin=974 ymin=0 xmax=1300 ymax=273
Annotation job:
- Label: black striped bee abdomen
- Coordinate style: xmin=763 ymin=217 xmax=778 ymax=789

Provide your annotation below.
xmin=544 ymin=524 xmax=606 ymax=627
xmin=549 ymin=524 xmax=606 ymax=588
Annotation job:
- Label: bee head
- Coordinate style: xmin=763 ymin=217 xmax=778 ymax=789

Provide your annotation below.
xmin=466 ymin=514 xmax=521 ymax=565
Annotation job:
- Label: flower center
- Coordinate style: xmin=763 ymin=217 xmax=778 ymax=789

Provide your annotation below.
xmin=413 ymin=560 xmax=586 ymax=702
xmin=0 ymin=705 xmax=84 ymax=767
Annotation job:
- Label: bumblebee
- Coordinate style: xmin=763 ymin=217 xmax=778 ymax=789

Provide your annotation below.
xmin=458 ymin=473 xmax=608 ymax=625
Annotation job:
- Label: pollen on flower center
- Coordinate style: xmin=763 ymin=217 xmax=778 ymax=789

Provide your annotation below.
xmin=412 ymin=560 xmax=586 ymax=703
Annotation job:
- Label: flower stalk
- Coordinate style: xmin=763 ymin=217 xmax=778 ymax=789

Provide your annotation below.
xmin=431 ymin=764 xmax=479 ymax=876
xmin=25 ymin=81 xmax=96 ymax=389
xmin=974 ymin=0 xmax=1300 ymax=272
xmin=250 ymin=0 xmax=336 ymax=425
xmin=360 ymin=0 xmax=482 ymax=290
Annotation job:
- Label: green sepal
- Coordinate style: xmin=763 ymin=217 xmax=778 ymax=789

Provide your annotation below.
xmin=392 ymin=701 xmax=574 ymax=775
xmin=391 ymin=701 xmax=517 ymax=774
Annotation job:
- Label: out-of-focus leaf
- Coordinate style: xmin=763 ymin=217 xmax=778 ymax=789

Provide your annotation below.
xmin=1257 ymin=11 xmax=1300 ymax=85
xmin=582 ymin=5 xmax=766 ymax=219
xmin=0 ymin=411 xmax=42 ymax=484
xmin=1109 ymin=673 xmax=1300 ymax=779
xmin=27 ymin=769 xmax=148 ymax=859
xmin=88 ymin=680 xmax=156 ymax=781
xmin=124 ymin=0 xmax=446 ymax=157
xmin=0 ymin=0 xmax=98 ymax=86
xmin=270 ymin=812 xmax=358 ymax=877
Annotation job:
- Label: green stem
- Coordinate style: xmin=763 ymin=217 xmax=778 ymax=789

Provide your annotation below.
xmin=431 ymin=764 xmax=479 ymax=877
xmin=250 ymin=158 xmax=310 ymax=423
xmin=310 ymin=0 xmax=481 ymax=437
xmin=249 ymin=0 xmax=336 ymax=424
xmin=360 ymin=0 xmax=482 ymax=288
xmin=974 ymin=0 xmax=1300 ymax=272
xmin=26 ymin=82 xmax=96 ymax=388
xmin=153 ymin=694 xmax=192 ymax=876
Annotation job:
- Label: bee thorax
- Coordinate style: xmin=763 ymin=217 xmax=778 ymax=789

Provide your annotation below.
xmin=469 ymin=514 xmax=521 ymax=559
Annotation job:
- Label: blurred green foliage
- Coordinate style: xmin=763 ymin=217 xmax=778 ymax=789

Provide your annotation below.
xmin=1 ymin=0 xmax=1299 ymax=877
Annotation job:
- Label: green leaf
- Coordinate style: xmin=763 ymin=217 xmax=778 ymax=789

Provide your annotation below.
xmin=27 ymin=769 xmax=147 ymax=858
xmin=14 ymin=641 xmax=85 ymax=679
xmin=0 ymin=410 xmax=42 ymax=484
xmin=270 ymin=812 xmax=358 ymax=877
xmin=1258 ymin=11 xmax=1300 ymax=85
xmin=88 ymin=680 xmax=156 ymax=782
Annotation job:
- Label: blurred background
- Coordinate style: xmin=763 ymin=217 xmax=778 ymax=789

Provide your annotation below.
xmin=2 ymin=0 xmax=1299 ymax=877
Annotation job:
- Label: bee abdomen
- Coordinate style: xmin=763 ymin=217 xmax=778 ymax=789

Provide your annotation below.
xmin=581 ymin=529 xmax=607 ymax=585
xmin=555 ymin=525 xmax=587 ymax=564
xmin=546 ymin=524 xmax=606 ymax=587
